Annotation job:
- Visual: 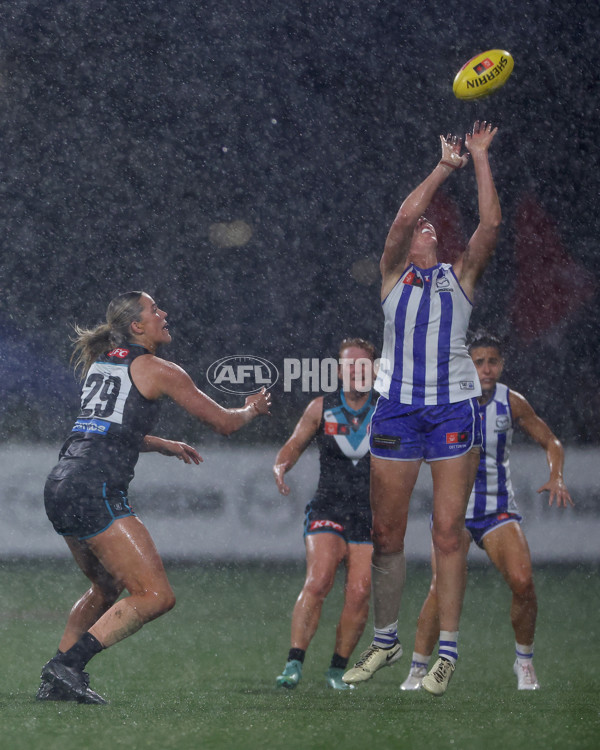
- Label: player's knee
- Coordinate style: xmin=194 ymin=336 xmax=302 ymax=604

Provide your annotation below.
xmin=431 ymin=526 xmax=463 ymax=556
xmin=347 ymin=580 xmax=371 ymax=610
xmin=143 ymin=584 xmax=176 ymax=618
xmin=159 ymin=587 xmax=176 ymax=614
xmin=510 ymin=573 xmax=536 ymax=601
xmin=371 ymin=523 xmax=405 ymax=554
xmin=304 ymin=573 xmax=335 ymax=600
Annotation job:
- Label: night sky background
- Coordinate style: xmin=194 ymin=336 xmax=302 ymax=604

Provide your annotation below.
xmin=0 ymin=0 xmax=598 ymax=447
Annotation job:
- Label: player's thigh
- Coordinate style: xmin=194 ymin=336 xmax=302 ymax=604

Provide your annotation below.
xmin=430 ymin=450 xmax=479 ymax=530
xmin=65 ymin=535 xmax=124 ymax=599
xmin=482 ymin=521 xmax=533 ymax=586
xmin=370 ymin=455 xmax=421 ymax=531
xmin=85 ymin=515 xmax=171 ymax=596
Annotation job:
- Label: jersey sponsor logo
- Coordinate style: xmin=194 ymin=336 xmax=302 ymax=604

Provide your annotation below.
xmin=495 ymin=415 xmax=510 ymax=431
xmin=324 ymin=421 xmax=350 ymax=435
xmin=446 ymin=431 xmax=469 ymax=444
xmin=309 ymin=519 xmax=344 ymax=533
xmin=403 ymin=271 xmax=423 ymax=288
xmin=107 ymin=348 xmax=130 ymax=358
xmin=459 ymin=381 xmax=475 ymax=390
xmin=72 ymin=418 xmax=111 ymax=435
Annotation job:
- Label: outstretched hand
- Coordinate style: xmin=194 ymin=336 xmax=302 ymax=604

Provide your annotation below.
xmin=537 ymin=477 xmax=574 ymax=508
xmin=245 ymin=386 xmax=272 ymax=416
xmin=465 ymin=120 xmax=498 ymax=155
xmin=158 ymin=440 xmax=203 ymax=464
xmin=439 ymin=133 xmax=469 ymax=171
xmin=273 ymin=461 xmax=291 ymax=495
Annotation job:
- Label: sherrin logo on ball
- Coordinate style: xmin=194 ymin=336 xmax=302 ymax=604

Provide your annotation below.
xmin=453 ymin=49 xmax=514 ymax=100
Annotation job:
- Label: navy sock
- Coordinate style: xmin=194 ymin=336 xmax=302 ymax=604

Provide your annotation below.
xmin=329 ymin=653 xmax=348 ymax=670
xmin=57 ymin=632 xmax=104 ymax=671
xmin=288 ymin=648 xmax=306 ymax=664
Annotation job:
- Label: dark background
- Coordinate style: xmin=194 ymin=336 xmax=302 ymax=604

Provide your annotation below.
xmin=0 ymin=0 xmax=598 ymax=447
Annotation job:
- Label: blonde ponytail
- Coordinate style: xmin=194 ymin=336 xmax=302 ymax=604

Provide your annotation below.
xmin=71 ymin=291 xmax=144 ymax=378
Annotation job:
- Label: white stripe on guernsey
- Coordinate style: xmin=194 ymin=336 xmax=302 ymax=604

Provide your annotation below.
xmin=424 ymin=291 xmax=442 ymax=405
xmin=400 ymin=291 xmax=420 ymax=403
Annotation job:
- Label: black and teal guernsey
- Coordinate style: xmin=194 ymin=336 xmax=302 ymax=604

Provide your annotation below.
xmin=311 ymin=389 xmax=376 ymax=512
xmin=47 ymin=344 xmax=161 ymax=490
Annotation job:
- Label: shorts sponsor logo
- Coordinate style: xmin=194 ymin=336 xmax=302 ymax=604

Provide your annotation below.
xmin=107 ymin=348 xmax=130 ymax=358
xmin=206 ymin=355 xmax=279 ymax=395
xmin=446 ymin=431 xmax=469 ymax=445
xmin=309 ymin=519 xmax=344 ymax=533
xmin=372 ymin=433 xmax=401 ymax=450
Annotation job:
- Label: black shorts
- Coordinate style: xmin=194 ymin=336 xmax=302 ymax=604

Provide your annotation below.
xmin=303 ymin=498 xmax=372 ymax=544
xmin=44 ymin=474 xmax=136 ymax=540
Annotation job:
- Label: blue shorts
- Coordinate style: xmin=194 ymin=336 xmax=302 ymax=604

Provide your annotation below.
xmin=466 ymin=511 xmax=522 ymax=549
xmin=370 ymin=397 xmax=481 ymax=462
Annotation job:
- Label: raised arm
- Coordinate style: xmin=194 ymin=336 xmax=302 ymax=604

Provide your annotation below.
xmin=273 ymin=397 xmax=323 ymax=496
xmin=509 ymin=390 xmax=573 ymax=508
xmin=380 ymin=134 xmax=468 ymax=299
xmin=453 ymin=121 xmax=501 ymax=298
xmin=131 ymin=355 xmax=271 ymax=436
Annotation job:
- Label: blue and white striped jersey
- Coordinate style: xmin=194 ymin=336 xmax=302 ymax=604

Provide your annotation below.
xmin=467 ymin=383 xmax=518 ymax=520
xmin=374 ymin=263 xmax=481 ymax=404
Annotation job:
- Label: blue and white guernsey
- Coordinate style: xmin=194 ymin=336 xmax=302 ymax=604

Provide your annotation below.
xmin=467 ymin=383 xmax=517 ymax=520
xmin=374 ymin=263 xmax=481 ymax=405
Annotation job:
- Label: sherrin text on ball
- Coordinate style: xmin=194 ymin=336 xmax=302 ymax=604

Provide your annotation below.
xmin=453 ymin=49 xmax=514 ymax=100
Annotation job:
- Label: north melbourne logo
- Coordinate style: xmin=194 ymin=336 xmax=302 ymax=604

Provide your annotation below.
xmin=206 ymin=355 xmax=279 ymax=395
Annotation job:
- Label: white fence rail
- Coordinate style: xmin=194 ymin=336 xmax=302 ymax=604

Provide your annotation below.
xmin=0 ymin=443 xmax=597 ymax=562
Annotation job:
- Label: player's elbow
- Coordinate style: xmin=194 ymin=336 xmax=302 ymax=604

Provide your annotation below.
xmin=214 ymin=420 xmax=236 ymax=437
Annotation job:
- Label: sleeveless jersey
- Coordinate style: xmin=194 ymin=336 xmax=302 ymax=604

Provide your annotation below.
xmin=313 ymin=389 xmax=376 ymax=506
xmin=466 ymin=383 xmax=517 ymax=520
xmin=374 ymin=263 xmax=481 ymax=405
xmin=47 ymin=345 xmax=161 ymax=488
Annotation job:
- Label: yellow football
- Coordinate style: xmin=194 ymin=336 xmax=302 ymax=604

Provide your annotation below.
xmin=453 ymin=49 xmax=514 ymax=100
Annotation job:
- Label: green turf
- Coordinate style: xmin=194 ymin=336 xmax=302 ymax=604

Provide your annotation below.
xmin=0 ymin=559 xmax=598 ymax=750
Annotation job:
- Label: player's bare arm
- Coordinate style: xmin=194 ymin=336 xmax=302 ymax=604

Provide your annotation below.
xmin=454 ymin=121 xmax=501 ymax=298
xmin=273 ymin=397 xmax=323 ymax=496
xmin=509 ymin=389 xmax=574 ymax=508
xmin=380 ymin=134 xmax=467 ymax=300
xmin=131 ymin=354 xmax=271 ymax=436
xmin=141 ymin=435 xmax=203 ymax=464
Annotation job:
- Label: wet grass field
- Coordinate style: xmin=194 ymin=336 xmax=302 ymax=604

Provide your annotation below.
xmin=0 ymin=559 xmax=597 ymax=750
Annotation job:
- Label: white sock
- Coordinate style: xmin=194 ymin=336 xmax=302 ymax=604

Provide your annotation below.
xmin=373 ymin=621 xmax=398 ymax=649
xmin=411 ymin=651 xmax=431 ymax=671
xmin=516 ymin=642 xmax=534 ymax=664
xmin=438 ymin=630 xmax=459 ymax=665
